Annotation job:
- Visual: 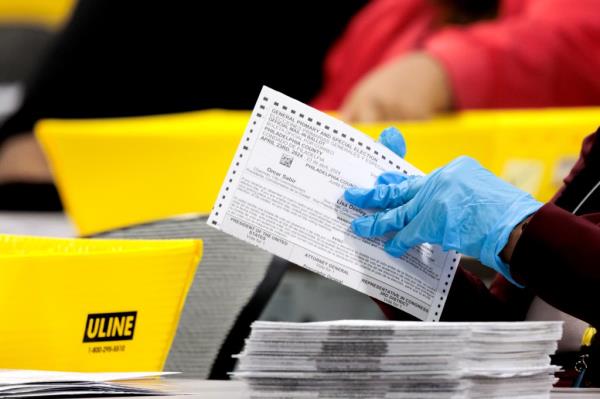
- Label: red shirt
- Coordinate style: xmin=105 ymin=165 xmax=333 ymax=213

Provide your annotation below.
xmin=313 ymin=0 xmax=600 ymax=111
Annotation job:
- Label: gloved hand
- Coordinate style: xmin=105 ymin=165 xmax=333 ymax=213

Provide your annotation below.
xmin=345 ymin=153 xmax=542 ymax=286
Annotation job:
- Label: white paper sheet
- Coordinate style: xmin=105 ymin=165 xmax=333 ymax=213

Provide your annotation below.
xmin=208 ymin=87 xmax=460 ymax=321
xmin=0 ymin=371 xmax=175 ymax=398
xmin=0 ymin=370 xmax=174 ymax=385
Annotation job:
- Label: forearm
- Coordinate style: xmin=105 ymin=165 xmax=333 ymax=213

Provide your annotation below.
xmin=507 ymin=203 xmax=600 ymax=327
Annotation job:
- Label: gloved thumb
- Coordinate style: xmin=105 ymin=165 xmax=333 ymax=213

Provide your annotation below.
xmin=379 ymin=126 xmax=406 ymax=158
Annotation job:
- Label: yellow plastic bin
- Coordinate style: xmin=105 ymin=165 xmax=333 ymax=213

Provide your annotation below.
xmin=0 ymin=234 xmax=202 ymax=371
xmin=0 ymin=0 xmax=75 ymax=28
xmin=35 ymin=107 xmax=599 ymax=236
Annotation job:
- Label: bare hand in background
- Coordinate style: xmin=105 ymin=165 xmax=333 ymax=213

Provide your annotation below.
xmin=340 ymin=52 xmax=453 ymax=123
xmin=0 ymin=134 xmax=52 ymax=183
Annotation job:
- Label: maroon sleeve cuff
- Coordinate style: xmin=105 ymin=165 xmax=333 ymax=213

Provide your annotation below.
xmin=511 ymin=203 xmax=600 ymax=327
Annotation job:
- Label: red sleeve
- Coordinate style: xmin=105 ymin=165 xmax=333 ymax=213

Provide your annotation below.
xmin=510 ymin=204 xmax=600 ymax=328
xmin=424 ymin=0 xmax=600 ymax=109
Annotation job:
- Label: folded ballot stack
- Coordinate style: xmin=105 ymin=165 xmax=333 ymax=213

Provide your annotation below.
xmin=233 ymin=321 xmax=563 ymax=399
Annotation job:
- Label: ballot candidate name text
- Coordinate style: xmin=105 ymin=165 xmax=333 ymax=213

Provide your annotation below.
xmin=83 ymin=311 xmax=137 ymax=342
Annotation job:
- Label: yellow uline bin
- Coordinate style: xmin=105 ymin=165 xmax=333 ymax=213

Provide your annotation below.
xmin=35 ymin=107 xmax=600 ymax=236
xmin=0 ymin=0 xmax=75 ymax=28
xmin=0 ymin=235 xmax=202 ymax=372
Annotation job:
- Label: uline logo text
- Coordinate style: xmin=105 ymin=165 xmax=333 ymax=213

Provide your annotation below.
xmin=83 ymin=311 xmax=137 ymax=342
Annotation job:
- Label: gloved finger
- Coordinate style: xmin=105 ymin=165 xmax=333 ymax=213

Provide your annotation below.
xmin=383 ymin=218 xmax=428 ymax=257
xmin=378 ymin=126 xmax=406 ymax=158
xmin=351 ymin=204 xmax=416 ymax=238
xmin=376 ymin=171 xmax=407 ymax=185
xmin=345 ymin=175 xmax=423 ymax=209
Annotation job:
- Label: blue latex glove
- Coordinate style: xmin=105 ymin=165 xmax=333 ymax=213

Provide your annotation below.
xmin=376 ymin=126 xmax=409 ymax=186
xmin=379 ymin=126 xmax=407 ymax=159
xmin=345 ymin=156 xmax=542 ymax=286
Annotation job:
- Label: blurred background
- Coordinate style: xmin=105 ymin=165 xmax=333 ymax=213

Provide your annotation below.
xmin=0 ymin=0 xmax=599 ymax=377
xmin=0 ymin=0 xmax=71 ymax=123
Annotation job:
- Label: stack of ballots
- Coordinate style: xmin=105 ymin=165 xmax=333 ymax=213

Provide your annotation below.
xmin=233 ymin=320 xmax=563 ymax=399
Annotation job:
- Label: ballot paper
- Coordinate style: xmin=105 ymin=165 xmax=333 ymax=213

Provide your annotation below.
xmin=233 ymin=320 xmax=563 ymax=399
xmin=0 ymin=371 xmax=173 ymax=398
xmin=208 ymin=87 xmax=460 ymax=321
